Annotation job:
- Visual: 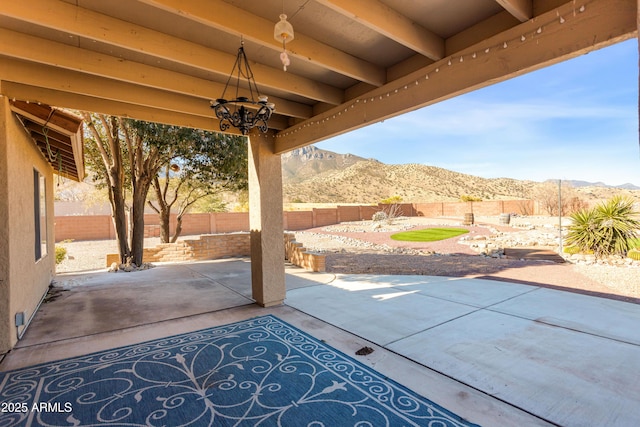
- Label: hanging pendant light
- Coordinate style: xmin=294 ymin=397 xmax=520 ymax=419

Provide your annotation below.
xmin=210 ymin=40 xmax=275 ymax=135
xmin=274 ymin=13 xmax=294 ymax=71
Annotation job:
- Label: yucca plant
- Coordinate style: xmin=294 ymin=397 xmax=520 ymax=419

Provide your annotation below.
xmin=565 ymin=196 xmax=639 ymax=258
xmin=565 ymin=208 xmax=601 ymax=254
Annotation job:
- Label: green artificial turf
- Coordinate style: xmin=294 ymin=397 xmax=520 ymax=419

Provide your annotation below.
xmin=390 ymin=227 xmax=469 ymax=242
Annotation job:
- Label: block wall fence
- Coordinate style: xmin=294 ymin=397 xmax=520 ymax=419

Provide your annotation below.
xmin=55 ymin=199 xmax=536 ymax=242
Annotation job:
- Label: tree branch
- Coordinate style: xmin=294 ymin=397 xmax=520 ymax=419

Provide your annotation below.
xmin=82 ymin=113 xmax=113 ymax=179
xmin=162 ymin=165 xmax=171 ymax=201
xmin=147 ymin=199 xmax=160 ymax=214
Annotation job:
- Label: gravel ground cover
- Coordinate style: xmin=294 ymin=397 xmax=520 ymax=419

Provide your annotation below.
xmin=293 ymin=217 xmax=640 ymax=304
xmin=55 ymin=216 xmax=639 ymax=304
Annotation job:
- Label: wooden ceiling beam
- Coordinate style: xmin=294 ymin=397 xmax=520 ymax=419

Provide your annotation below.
xmin=275 ymin=0 xmax=636 ymax=153
xmin=445 ymin=11 xmax=520 ymax=55
xmin=1 ymin=81 xmax=290 ymax=134
xmin=2 ymin=81 xmax=224 ymax=132
xmin=0 ymin=58 xmax=222 ymax=120
xmin=316 ymin=0 xmax=445 ymax=60
xmin=0 ymin=28 xmax=313 ymax=120
xmin=496 ymin=0 xmax=533 ymax=22
xmin=0 ymin=0 xmax=343 ymax=105
xmin=138 ymin=0 xmax=386 ymax=87
xmin=0 ymin=56 xmax=297 ymax=130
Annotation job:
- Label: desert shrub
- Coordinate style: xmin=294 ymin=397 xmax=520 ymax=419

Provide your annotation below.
xmin=380 ymin=195 xmax=403 ymax=204
xmin=372 ymin=202 xmax=404 ymax=225
xmin=384 ymin=203 xmax=403 ymax=219
xmin=372 ymin=211 xmax=388 ymax=222
xmin=517 ymin=200 xmax=533 ymax=216
xmin=566 ymin=196 xmax=589 ymax=215
xmin=628 ymin=249 xmax=640 ymax=261
xmin=533 ymin=181 xmax=586 ymax=215
xmin=565 ymin=196 xmax=639 ymax=258
xmin=460 ymin=195 xmax=482 ymax=202
xmin=55 ymin=246 xmax=67 ymax=264
xmin=562 ymin=246 xmax=581 ymax=255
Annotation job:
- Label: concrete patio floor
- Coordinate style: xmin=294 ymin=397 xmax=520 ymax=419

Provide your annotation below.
xmin=2 ymin=258 xmax=639 ymax=426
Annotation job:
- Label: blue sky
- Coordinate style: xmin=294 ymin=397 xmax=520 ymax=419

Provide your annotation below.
xmin=316 ymin=38 xmax=639 ymax=186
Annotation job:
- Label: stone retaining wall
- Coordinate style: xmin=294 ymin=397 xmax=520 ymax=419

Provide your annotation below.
xmin=106 ymin=233 xmax=251 ymax=266
xmin=143 ymin=233 xmax=251 ymax=263
xmin=106 ymin=232 xmax=326 ymax=272
xmin=284 ymin=234 xmax=326 ymax=272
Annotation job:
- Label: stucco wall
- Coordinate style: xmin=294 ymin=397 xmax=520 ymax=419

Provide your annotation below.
xmin=0 ymin=98 xmax=10 ymax=353
xmin=0 ymin=97 xmax=55 ymax=353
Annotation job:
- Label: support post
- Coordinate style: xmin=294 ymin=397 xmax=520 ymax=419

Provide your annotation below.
xmin=248 ymin=130 xmax=285 ymax=307
xmin=558 ymin=179 xmax=563 ymax=254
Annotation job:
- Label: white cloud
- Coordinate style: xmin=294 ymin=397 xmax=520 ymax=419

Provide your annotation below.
xmin=316 ymin=40 xmax=639 ymax=186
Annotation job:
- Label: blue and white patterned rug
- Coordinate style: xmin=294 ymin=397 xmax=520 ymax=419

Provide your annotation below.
xmin=0 ymin=315 xmax=479 ymax=426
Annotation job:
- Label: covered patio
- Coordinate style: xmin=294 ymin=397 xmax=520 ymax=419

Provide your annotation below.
xmin=1 ymin=1 xmax=639 ymax=425
xmin=0 ymin=0 xmax=637 ymax=307
xmin=2 ymin=260 xmax=639 ymax=426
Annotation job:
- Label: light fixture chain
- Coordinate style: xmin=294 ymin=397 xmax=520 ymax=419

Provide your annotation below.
xmin=210 ymin=40 xmax=274 ymax=135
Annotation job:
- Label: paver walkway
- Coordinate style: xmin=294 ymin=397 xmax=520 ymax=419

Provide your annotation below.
xmin=505 ymin=247 xmax=565 ymax=262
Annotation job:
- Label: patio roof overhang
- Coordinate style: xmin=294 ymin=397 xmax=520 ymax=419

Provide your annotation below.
xmin=9 ymin=100 xmax=85 ymax=182
xmin=0 ymin=0 xmax=636 ymax=152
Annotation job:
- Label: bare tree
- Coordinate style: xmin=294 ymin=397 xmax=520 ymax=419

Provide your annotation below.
xmin=532 ymin=181 xmax=587 ymax=216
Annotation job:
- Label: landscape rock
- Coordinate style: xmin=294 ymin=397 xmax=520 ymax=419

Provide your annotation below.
xmin=107 ymin=261 xmax=155 ymax=273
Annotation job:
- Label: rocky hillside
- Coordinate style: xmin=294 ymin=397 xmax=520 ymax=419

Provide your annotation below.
xmin=283 ymin=159 xmax=535 ymax=203
xmin=281 ymin=146 xmax=366 ymax=182
xmin=56 ymin=145 xmax=639 ymax=207
xmin=282 ymin=146 xmax=640 ymax=204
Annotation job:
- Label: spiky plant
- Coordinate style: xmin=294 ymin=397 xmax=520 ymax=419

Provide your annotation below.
xmin=596 ymin=196 xmax=640 ymax=256
xmin=565 ymin=208 xmax=601 ymax=255
xmin=628 ymin=249 xmax=640 ymax=261
xmin=566 ymin=196 xmax=640 ymax=258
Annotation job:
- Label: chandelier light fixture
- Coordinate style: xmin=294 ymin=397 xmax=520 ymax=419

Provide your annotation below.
xmin=210 ymin=40 xmax=275 ymax=135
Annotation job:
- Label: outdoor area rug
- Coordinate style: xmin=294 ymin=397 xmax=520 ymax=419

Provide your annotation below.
xmin=0 ymin=315 xmax=479 ymax=426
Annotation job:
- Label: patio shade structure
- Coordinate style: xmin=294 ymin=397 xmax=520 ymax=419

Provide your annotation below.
xmin=9 ymin=100 xmax=85 ymax=182
xmin=0 ymin=0 xmax=637 ymax=306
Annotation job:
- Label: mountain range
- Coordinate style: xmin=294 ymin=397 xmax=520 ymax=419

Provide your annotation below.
xmin=281 ymin=146 xmax=640 ymax=204
xmin=55 ymin=145 xmax=639 ymax=206
xmin=558 ymin=180 xmax=639 ymax=190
